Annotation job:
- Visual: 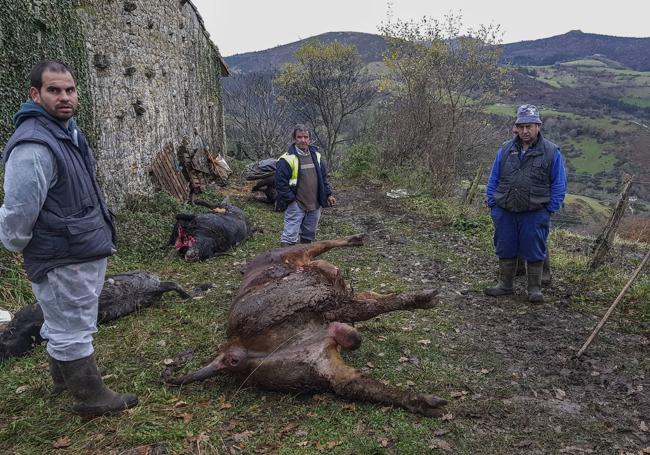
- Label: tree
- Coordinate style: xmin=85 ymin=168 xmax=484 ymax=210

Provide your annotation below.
xmin=378 ymin=14 xmax=510 ymax=194
xmin=223 ymin=72 xmax=293 ymax=160
xmin=275 ymin=41 xmax=376 ymax=166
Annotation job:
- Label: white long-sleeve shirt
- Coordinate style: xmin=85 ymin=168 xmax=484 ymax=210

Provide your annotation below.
xmin=0 ymin=142 xmax=58 ymax=252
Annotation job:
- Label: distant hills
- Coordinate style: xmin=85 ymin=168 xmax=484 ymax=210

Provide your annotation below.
xmin=224 ymin=30 xmax=650 ymax=74
xmin=224 ymin=32 xmax=387 ymax=74
xmin=501 ymin=30 xmax=650 ymax=71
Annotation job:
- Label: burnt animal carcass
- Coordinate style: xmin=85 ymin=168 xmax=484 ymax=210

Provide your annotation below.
xmin=165 ymin=235 xmax=447 ymax=417
xmin=171 ymin=201 xmax=251 ymax=261
xmin=0 ymin=272 xmax=190 ymax=362
xmin=245 ymin=159 xmax=277 ymax=204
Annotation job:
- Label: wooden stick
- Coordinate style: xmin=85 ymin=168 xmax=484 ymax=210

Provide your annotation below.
xmin=576 ymin=249 xmax=650 ymax=357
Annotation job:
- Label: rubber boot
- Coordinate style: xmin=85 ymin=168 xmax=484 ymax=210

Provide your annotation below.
xmin=484 ymin=258 xmax=517 ymax=297
xmin=299 ymin=238 xmax=312 ymax=244
xmin=56 ymin=354 xmax=138 ymax=416
xmin=515 ymin=256 xmax=526 ymax=277
xmin=48 ymin=354 xmax=66 ymax=396
xmin=527 ymin=261 xmax=545 ymax=303
xmin=280 ymin=242 xmax=294 ymax=247
xmin=541 ymin=254 xmax=552 ymax=287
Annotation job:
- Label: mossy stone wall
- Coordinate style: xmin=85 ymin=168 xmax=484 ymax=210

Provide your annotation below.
xmin=1 ymin=0 xmax=226 ymax=208
xmin=0 ymin=0 xmax=95 ymax=148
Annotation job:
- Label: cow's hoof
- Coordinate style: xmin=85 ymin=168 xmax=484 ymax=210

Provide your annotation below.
xmin=347 ymin=234 xmax=366 ymax=246
xmin=409 ymin=289 xmax=439 ymax=308
xmin=414 ymin=394 xmax=447 ymax=417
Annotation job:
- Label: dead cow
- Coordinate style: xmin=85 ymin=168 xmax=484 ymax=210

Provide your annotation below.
xmin=0 ymin=272 xmax=190 ymax=362
xmin=251 ymin=175 xmax=277 ymax=204
xmin=171 ymin=200 xmax=251 ymax=261
xmin=165 ymin=235 xmax=447 ymax=417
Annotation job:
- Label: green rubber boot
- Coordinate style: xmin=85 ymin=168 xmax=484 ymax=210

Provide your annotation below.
xmin=484 ymin=258 xmax=517 ymax=297
xmin=48 ymin=354 xmax=66 ymax=396
xmin=527 ymin=261 xmax=545 ymax=303
xmin=56 ymin=354 xmax=138 ymax=416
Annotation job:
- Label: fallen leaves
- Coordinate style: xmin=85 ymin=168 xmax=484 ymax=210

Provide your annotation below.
xmin=218 ymin=395 xmax=233 ymax=410
xmin=417 ymin=339 xmax=432 ymax=345
xmin=15 ymin=385 xmax=29 ymax=394
xmin=429 ymin=437 xmax=452 ymax=451
xmin=53 ymin=436 xmax=71 ymax=449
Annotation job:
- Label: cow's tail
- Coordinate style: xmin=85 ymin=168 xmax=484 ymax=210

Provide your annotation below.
xmin=159 ymin=281 xmax=192 ymax=300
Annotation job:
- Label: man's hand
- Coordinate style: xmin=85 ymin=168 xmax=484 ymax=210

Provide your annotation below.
xmin=327 ymin=195 xmax=337 ymax=207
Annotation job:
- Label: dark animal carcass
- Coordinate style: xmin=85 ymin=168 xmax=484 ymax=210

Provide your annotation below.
xmin=165 ymin=235 xmax=447 ymax=417
xmin=171 ymin=201 xmax=251 ymax=261
xmin=0 ymin=272 xmax=190 ymax=362
xmin=251 ymin=175 xmax=276 ymax=204
xmin=246 ymin=159 xmax=277 ymax=204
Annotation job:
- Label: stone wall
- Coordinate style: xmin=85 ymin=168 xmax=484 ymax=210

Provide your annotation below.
xmin=0 ymin=0 xmax=95 ymax=147
xmin=0 ymin=0 xmax=227 ymax=208
xmin=79 ymin=0 xmax=226 ymax=207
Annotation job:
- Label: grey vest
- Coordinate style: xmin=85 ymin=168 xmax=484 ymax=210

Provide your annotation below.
xmin=493 ymin=134 xmax=557 ymax=213
xmin=3 ymin=116 xmax=116 ymax=282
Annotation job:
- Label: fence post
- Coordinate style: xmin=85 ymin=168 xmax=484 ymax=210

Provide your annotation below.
xmin=464 ymin=161 xmax=486 ymax=207
xmin=588 ymin=174 xmax=634 ymax=270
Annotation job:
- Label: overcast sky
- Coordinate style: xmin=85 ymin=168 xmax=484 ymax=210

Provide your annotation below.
xmin=190 ymin=0 xmax=649 ymax=57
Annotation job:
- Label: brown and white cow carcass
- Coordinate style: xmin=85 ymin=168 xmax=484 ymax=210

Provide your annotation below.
xmin=165 ymin=235 xmax=447 ymax=417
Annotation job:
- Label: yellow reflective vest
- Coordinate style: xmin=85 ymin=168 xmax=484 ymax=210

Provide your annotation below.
xmin=278 ymin=150 xmax=322 ymax=187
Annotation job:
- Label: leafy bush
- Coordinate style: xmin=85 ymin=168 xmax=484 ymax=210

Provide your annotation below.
xmin=341 ymin=143 xmax=378 ymax=179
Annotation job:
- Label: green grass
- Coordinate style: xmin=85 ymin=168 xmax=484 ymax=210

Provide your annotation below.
xmin=1 ymin=178 xmax=649 ymax=454
xmin=566 ymin=137 xmax=617 ymax=173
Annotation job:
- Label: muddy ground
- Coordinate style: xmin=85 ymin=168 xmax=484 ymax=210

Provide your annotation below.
xmin=324 ymin=182 xmax=649 ymax=454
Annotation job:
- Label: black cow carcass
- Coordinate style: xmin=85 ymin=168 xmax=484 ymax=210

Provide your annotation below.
xmin=0 ymin=272 xmax=190 ymax=362
xmin=170 ymin=200 xmax=251 ymax=261
xmin=246 ymin=159 xmax=277 ymax=204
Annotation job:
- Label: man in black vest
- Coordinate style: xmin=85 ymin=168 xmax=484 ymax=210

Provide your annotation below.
xmin=0 ymin=60 xmax=137 ymax=415
xmin=484 ymin=105 xmax=566 ymax=303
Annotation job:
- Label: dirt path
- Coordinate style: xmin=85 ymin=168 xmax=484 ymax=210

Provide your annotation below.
xmin=329 ymin=182 xmax=649 ymax=454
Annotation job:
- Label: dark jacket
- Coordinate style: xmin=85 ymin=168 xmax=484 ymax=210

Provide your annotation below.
xmin=3 ymin=107 xmax=116 ymax=282
xmin=274 ymin=144 xmax=333 ymax=211
xmin=490 ymin=134 xmax=558 ymax=213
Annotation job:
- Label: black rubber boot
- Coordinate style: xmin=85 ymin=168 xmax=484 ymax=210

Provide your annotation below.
xmin=48 ymin=354 xmax=66 ymax=396
xmin=527 ymin=261 xmax=545 ymax=303
xmin=484 ymin=258 xmax=517 ymax=297
xmin=299 ymin=238 xmax=312 ymax=244
xmin=541 ymin=254 xmax=552 ymax=287
xmin=56 ymin=354 xmax=138 ymax=416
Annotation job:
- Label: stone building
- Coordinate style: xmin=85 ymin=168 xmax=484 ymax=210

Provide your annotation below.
xmin=0 ymin=0 xmax=229 ymax=207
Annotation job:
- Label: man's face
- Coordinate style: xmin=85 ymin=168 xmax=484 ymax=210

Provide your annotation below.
xmin=515 ymin=123 xmax=540 ymax=144
xmin=29 ymin=70 xmax=78 ymax=124
xmin=294 ymin=130 xmax=310 ymax=151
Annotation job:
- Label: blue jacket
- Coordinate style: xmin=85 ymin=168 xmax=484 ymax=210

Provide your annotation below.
xmin=486 ymin=133 xmax=566 ymax=213
xmin=275 ymin=144 xmax=333 ymax=211
xmin=3 ymin=101 xmax=115 ymax=282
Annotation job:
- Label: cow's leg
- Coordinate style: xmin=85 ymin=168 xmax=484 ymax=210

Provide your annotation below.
xmin=323 ymin=289 xmax=438 ymax=323
xmin=327 ymin=358 xmax=446 ymax=417
xmin=282 ymin=235 xmax=365 ymax=266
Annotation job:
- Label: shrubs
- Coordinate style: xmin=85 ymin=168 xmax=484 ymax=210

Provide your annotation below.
xmin=341 ymin=144 xmax=379 ymax=179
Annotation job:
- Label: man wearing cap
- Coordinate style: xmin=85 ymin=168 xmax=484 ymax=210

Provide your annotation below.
xmin=484 ymin=105 xmax=566 ymax=302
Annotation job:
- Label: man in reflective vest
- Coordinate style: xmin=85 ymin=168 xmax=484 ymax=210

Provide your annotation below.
xmin=485 ymin=104 xmax=566 ymax=303
xmin=275 ymin=124 xmax=336 ymax=246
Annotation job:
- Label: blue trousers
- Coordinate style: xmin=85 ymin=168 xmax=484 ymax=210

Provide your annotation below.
xmin=491 ymin=207 xmax=550 ymax=262
xmin=280 ymin=201 xmax=321 ymax=244
xmin=32 ymin=258 xmax=107 ymax=361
